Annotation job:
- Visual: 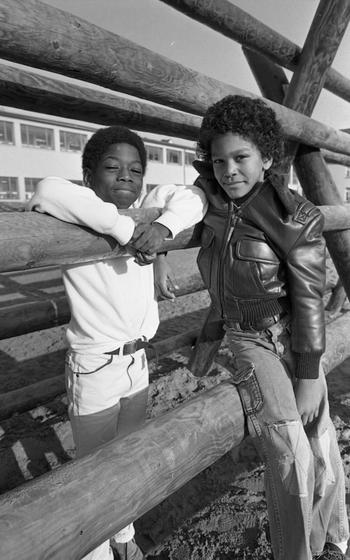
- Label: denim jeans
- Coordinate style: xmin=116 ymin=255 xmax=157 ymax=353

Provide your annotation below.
xmin=65 ymin=348 xmax=149 ymax=560
xmin=225 ymin=317 xmax=349 ymax=560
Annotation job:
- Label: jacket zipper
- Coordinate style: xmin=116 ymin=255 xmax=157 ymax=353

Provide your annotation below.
xmin=218 ymin=201 xmax=238 ymax=319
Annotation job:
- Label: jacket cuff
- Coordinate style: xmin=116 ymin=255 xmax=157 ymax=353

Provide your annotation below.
xmin=294 ymin=352 xmax=322 ymax=379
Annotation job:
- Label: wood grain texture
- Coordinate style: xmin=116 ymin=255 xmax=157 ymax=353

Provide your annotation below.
xmin=0 ymin=382 xmax=245 ymax=560
xmin=0 ymin=208 xmax=350 ymax=273
xmin=160 ymin=0 xmax=350 ymax=103
xmin=0 ymin=64 xmax=201 ymax=140
xmin=0 ymin=0 xmax=349 ymax=154
xmin=244 ymin=4 xmax=350 ymax=303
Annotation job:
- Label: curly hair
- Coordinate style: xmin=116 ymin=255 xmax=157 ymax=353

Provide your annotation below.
xmin=197 ymin=95 xmax=284 ymax=169
xmin=82 ymin=125 xmax=147 ymax=174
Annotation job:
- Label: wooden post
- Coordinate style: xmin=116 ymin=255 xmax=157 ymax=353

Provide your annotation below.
xmin=0 ymin=0 xmax=350 ymax=155
xmin=0 ymin=382 xmax=245 ymax=560
xmin=243 ymin=0 xmax=350 ymax=300
xmin=160 ymin=0 xmax=350 ymax=103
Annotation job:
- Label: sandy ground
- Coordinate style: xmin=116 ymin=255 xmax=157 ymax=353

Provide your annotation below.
xmin=1 ymin=249 xmax=350 ymax=559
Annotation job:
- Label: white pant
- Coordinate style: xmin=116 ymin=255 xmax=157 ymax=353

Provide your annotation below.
xmin=65 ymin=348 xmax=149 ymax=560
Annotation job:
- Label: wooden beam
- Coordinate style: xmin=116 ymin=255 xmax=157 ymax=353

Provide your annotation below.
xmin=282 ymin=0 xmax=350 ymax=302
xmin=0 ymin=64 xmax=200 ymax=140
xmin=244 ymin=3 xmax=350 ymax=302
xmin=0 ymin=382 xmax=245 ymax=560
xmin=1 ymin=207 xmax=350 ymax=273
xmin=1 ymin=304 xmax=350 ymax=421
xmin=160 ymin=0 xmax=350 ymax=104
xmin=0 ymin=329 xmax=200 ymax=420
xmin=0 ymin=1 xmax=350 ymax=155
xmin=0 ymin=270 xmax=204 ymax=340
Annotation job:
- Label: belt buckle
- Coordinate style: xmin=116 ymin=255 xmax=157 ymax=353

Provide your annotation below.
xmin=122 ymin=339 xmax=138 ymax=355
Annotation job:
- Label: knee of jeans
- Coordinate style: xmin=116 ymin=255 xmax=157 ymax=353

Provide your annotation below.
xmin=267 ymin=419 xmax=312 ymax=497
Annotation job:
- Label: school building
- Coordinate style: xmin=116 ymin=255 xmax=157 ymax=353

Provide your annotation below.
xmin=0 ymin=106 xmax=349 ymax=203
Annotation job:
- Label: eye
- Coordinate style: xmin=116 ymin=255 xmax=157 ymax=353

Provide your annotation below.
xmin=131 ymin=167 xmax=142 ymax=175
xmin=236 ymin=155 xmax=247 ymax=162
xmin=212 ymin=158 xmax=223 ymax=165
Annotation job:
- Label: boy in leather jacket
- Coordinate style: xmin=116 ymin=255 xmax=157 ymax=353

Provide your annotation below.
xmin=192 ymin=95 xmax=349 ymax=560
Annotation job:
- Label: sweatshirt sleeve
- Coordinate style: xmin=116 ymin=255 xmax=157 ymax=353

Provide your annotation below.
xmin=141 ymin=184 xmax=208 ymax=238
xmin=26 ymin=177 xmax=135 ymax=246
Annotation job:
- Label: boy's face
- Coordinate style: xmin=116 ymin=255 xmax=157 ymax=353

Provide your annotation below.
xmin=84 ymin=143 xmax=143 ymax=208
xmin=211 ymin=132 xmax=272 ymax=200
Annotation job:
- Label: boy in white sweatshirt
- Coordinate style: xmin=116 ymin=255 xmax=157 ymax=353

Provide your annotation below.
xmin=27 ymin=125 xmax=207 ymax=560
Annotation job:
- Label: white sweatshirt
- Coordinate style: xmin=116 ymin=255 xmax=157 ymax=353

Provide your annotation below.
xmin=28 ymin=178 xmax=207 ymax=354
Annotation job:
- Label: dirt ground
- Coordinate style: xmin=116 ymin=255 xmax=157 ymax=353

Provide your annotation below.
xmin=1 ymin=250 xmax=350 ymax=559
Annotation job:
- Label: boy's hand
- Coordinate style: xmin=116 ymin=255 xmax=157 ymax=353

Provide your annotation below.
xmin=294 ymin=377 xmax=325 ymax=425
xmin=154 ymin=254 xmax=178 ymax=300
xmin=130 ymin=222 xmax=170 ymax=254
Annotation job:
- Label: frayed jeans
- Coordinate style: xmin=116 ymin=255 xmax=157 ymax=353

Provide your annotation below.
xmin=65 ymin=348 xmax=149 ymax=560
xmin=225 ymin=317 xmax=349 ymax=560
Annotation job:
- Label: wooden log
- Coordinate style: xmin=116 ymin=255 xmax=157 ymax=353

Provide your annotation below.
xmin=0 ymin=1 xmax=350 ymax=155
xmin=0 ymin=329 xmax=200 ymax=420
xmin=0 ymin=381 xmax=245 ymax=560
xmin=1 ymin=207 xmax=350 ymax=273
xmin=283 ymin=0 xmax=350 ymax=116
xmin=160 ymin=0 xmax=350 ymax=103
xmin=0 ymin=63 xmax=201 ymax=140
xmin=243 ymin=10 xmax=350 ymax=302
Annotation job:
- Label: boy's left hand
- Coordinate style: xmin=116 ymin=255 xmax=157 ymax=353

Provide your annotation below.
xmin=154 ymin=254 xmax=178 ymax=300
xmin=294 ymin=377 xmax=326 ymax=426
xmin=130 ymin=222 xmax=170 ymax=254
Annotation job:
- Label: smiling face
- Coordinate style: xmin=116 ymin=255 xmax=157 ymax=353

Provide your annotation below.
xmin=211 ymin=132 xmax=272 ymax=200
xmin=84 ymin=143 xmax=143 ymax=208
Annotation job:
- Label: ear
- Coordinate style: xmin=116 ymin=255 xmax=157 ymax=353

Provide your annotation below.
xmin=263 ymin=158 xmax=273 ymax=171
xmin=83 ymin=168 xmax=93 ymax=188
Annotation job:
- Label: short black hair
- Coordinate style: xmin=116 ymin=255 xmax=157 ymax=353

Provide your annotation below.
xmin=197 ymin=95 xmax=284 ymax=169
xmin=82 ymin=125 xmax=147 ymax=174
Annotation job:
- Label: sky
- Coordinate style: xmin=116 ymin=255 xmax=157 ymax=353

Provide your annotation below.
xmin=11 ymin=0 xmax=350 ymax=130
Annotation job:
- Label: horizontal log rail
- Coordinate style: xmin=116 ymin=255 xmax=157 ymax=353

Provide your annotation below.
xmin=0 ymin=306 xmax=349 ymax=559
xmin=0 ymin=270 xmax=204 ymax=340
xmin=0 ymin=308 xmax=348 ymax=422
xmin=160 ymin=0 xmax=350 ymax=104
xmin=0 ymin=1 xmax=350 ymax=156
xmin=0 ymin=63 xmax=201 ymax=141
xmin=0 ymin=381 xmax=245 ymax=560
xmin=0 ymin=64 xmax=349 ymax=164
xmin=1 ymin=205 xmax=350 ymax=273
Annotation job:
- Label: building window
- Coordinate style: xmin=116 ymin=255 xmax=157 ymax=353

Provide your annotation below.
xmin=0 ymin=121 xmax=14 ymax=145
xmin=185 ymin=151 xmax=195 ymax=166
xmin=60 ymin=130 xmax=87 ymax=152
xmin=0 ymin=177 xmax=19 ymax=200
xmin=166 ymin=148 xmax=182 ymax=165
xmin=346 ymin=188 xmax=350 ymax=203
xmin=24 ymin=177 xmax=42 ymax=200
xmin=20 ymin=124 xmax=54 ymax=149
xmin=146 ymin=145 xmax=163 ymax=163
xmin=345 ymin=168 xmax=350 ymax=179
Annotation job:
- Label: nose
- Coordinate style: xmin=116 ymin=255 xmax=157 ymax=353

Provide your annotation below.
xmin=117 ymin=164 xmax=131 ymax=181
xmin=224 ymin=159 xmax=237 ymax=177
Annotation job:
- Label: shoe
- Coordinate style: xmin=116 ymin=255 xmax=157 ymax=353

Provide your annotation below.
xmin=112 ymin=537 xmax=145 ymax=560
xmin=313 ymin=542 xmax=345 ymax=559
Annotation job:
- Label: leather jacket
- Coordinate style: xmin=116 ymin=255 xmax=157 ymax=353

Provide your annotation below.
xmin=195 ymin=167 xmax=326 ymax=379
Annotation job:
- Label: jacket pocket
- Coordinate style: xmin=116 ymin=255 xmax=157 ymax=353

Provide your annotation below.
xmin=235 ymin=238 xmax=281 ymax=293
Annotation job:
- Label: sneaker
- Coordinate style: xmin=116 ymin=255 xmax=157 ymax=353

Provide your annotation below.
xmin=313 ymin=542 xmax=345 ymax=559
xmin=112 ymin=537 xmax=145 ymax=560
